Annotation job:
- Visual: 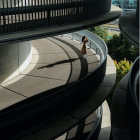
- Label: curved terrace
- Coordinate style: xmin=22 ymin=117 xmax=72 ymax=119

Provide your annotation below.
xmin=0 ymin=1 xmax=122 ymax=140
xmin=0 ymin=30 xmax=116 ymax=140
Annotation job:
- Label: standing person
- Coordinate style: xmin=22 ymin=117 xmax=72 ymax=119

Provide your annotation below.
xmin=81 ymin=36 xmax=88 ymax=58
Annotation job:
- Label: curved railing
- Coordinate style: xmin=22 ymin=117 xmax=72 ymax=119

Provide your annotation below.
xmin=64 ymin=30 xmax=108 ymax=61
xmin=0 ymin=30 xmax=107 ymax=140
xmin=66 ymin=105 xmax=103 ymax=140
xmin=127 ymin=56 xmax=139 ymax=140
xmin=0 ymin=0 xmax=111 ymax=35
xmin=86 ymin=105 xmax=102 ymax=140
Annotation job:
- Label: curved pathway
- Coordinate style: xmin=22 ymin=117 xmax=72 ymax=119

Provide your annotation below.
xmin=0 ymin=36 xmax=100 ymax=111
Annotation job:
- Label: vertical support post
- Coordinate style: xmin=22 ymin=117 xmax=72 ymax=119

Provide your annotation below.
xmin=71 ymin=33 xmax=73 ymax=40
xmin=100 ymin=54 xmax=102 ymax=62
xmin=2 ymin=0 xmax=6 ymax=33
xmin=71 ymin=36 xmax=73 ymax=40
xmin=90 ymin=42 xmax=91 ymax=48
xmin=47 ymin=7 xmax=50 ymax=27
xmin=96 ymin=48 xmax=97 ymax=54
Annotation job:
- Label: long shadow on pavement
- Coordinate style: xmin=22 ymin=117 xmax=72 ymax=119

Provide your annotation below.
xmin=37 ymin=58 xmax=79 ymax=69
xmin=52 ymin=36 xmax=88 ymax=81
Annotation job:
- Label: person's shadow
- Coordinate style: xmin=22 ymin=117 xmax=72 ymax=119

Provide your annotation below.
xmin=37 ymin=58 xmax=79 ymax=69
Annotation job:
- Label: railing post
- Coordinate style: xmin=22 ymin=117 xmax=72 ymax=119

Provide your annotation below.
xmin=96 ymin=48 xmax=97 ymax=54
xmin=100 ymin=54 xmax=102 ymax=62
xmin=2 ymin=0 xmax=6 ymax=33
xmin=71 ymin=33 xmax=74 ymax=40
xmin=90 ymin=42 xmax=91 ymax=48
xmin=47 ymin=8 xmax=50 ymax=27
xmin=76 ymin=7 xmax=79 ymax=15
xmin=80 ymin=36 xmax=82 ymax=44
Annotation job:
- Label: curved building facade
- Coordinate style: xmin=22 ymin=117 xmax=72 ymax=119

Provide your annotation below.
xmin=111 ymin=1 xmax=139 ymax=140
xmin=0 ymin=1 xmax=123 ymax=140
xmin=0 ymin=0 xmax=111 ymax=35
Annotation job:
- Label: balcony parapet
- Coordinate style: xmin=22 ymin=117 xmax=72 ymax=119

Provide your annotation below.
xmin=119 ymin=1 xmax=139 ymax=47
xmin=111 ymin=56 xmax=139 ymax=140
xmin=126 ymin=56 xmax=139 ymax=140
xmin=0 ymin=0 xmax=111 ymax=35
xmin=0 ymin=5 xmax=121 ymax=45
xmin=0 ymin=30 xmax=112 ymax=140
xmin=23 ymin=53 xmax=115 ymax=140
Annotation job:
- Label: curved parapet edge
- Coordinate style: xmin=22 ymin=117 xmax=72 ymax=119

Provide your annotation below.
xmin=0 ymin=30 xmax=115 ymax=140
xmin=111 ymin=73 xmax=130 ymax=140
xmin=98 ymin=101 xmax=111 ymax=140
xmin=119 ymin=10 xmax=139 ymax=47
xmin=23 ymin=54 xmax=115 ymax=140
xmin=63 ymin=29 xmax=107 ymax=63
xmin=127 ymin=56 xmax=139 ymax=140
xmin=0 ymin=5 xmax=121 ymax=45
xmin=111 ymin=56 xmax=139 ymax=140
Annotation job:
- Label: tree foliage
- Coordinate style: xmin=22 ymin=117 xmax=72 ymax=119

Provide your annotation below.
xmin=88 ymin=26 xmax=139 ymax=62
xmin=107 ymin=33 xmax=139 ymax=62
xmin=88 ymin=26 xmax=139 ymax=107
xmin=87 ymin=26 xmax=108 ymax=42
xmin=114 ymin=58 xmax=133 ymax=80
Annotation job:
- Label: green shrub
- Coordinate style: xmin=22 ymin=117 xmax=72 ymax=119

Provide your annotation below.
xmin=87 ymin=26 xmax=108 ymax=42
xmin=114 ymin=58 xmax=133 ymax=81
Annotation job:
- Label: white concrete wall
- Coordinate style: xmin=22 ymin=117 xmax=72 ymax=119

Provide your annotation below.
xmin=18 ymin=41 xmax=32 ymax=73
xmin=0 ymin=41 xmax=32 ymax=84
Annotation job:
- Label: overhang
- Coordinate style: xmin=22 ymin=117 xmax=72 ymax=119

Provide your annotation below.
xmin=0 ymin=5 xmax=121 ymax=45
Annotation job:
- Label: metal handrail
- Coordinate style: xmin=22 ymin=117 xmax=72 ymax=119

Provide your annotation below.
xmin=0 ymin=0 xmax=111 ymax=35
xmin=0 ymin=31 xmax=107 ymax=140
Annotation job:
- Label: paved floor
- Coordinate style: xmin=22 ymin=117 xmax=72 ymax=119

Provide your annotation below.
xmin=0 ymin=36 xmax=100 ymax=111
xmin=23 ymin=54 xmax=116 ymax=140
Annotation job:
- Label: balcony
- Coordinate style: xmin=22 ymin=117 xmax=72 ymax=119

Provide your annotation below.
xmin=0 ymin=30 xmax=116 ymax=140
xmin=0 ymin=0 xmax=121 ymax=45
xmin=0 ymin=1 xmax=122 ymax=140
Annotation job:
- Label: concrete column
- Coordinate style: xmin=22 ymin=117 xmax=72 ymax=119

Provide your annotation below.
xmin=0 ymin=41 xmax=32 ymax=84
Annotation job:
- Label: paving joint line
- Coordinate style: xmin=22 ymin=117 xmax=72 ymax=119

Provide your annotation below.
xmin=0 ymin=85 xmax=28 ymax=98
xmin=20 ymin=74 xmax=67 ymax=81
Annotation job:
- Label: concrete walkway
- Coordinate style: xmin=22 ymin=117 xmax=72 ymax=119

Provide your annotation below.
xmin=23 ymin=54 xmax=116 ymax=140
xmin=0 ymin=36 xmax=100 ymax=111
